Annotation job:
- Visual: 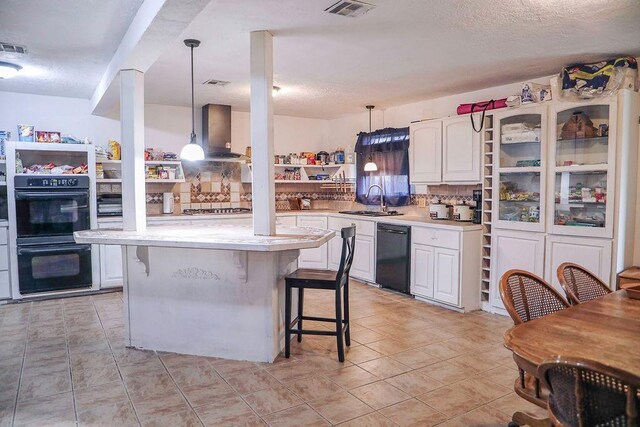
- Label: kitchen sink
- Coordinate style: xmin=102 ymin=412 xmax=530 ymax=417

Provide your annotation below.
xmin=339 ymin=210 xmax=403 ymax=217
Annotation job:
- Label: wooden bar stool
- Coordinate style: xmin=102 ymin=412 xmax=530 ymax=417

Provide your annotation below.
xmin=284 ymin=225 xmax=356 ymax=362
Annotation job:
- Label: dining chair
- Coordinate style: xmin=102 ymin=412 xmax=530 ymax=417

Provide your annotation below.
xmin=500 ymin=269 xmax=571 ymax=427
xmin=284 ymin=225 xmax=356 ymax=362
xmin=539 ymin=356 xmax=640 ymax=427
xmin=557 ymin=262 xmax=612 ymax=305
xmin=499 ymin=269 xmax=570 ymax=325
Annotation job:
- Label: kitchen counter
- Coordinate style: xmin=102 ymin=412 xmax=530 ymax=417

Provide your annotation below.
xmin=74 ymin=221 xmax=332 ymax=363
xmin=75 ymin=223 xmax=334 ymax=252
xmin=97 ymin=210 xmax=482 ymax=231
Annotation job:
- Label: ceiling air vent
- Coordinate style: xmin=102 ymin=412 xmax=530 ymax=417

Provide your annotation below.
xmin=0 ymin=42 xmax=27 ymax=54
xmin=203 ymin=79 xmax=230 ymax=86
xmin=324 ymin=0 xmax=375 ymax=17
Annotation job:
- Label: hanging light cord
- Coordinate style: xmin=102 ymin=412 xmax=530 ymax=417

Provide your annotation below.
xmin=190 ymin=44 xmax=196 ymax=144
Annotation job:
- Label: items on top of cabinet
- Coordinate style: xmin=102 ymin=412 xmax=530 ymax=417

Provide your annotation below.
xmin=560 ymin=56 xmax=638 ymax=100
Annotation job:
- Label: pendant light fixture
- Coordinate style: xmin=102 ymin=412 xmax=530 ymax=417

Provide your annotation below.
xmin=363 ymin=105 xmax=378 ymax=172
xmin=180 ymin=39 xmax=205 ymax=161
xmin=0 ymin=61 xmax=22 ymax=79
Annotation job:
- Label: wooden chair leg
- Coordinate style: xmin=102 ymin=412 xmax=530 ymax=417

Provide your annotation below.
xmin=343 ymin=282 xmax=350 ymax=347
xmin=335 ymin=288 xmax=345 ymax=362
xmin=297 ymin=288 xmax=304 ymax=343
xmin=284 ymin=284 xmax=292 ymax=358
xmin=511 ymin=411 xmax=552 ymax=427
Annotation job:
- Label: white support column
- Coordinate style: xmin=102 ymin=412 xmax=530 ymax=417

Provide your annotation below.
xmin=250 ymin=31 xmax=276 ymax=236
xmin=120 ymin=69 xmax=147 ymax=232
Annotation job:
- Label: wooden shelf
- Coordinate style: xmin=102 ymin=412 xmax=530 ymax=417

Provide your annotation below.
xmin=96 ymin=179 xmax=122 ymax=183
xmin=498 ymin=166 xmax=541 ymax=174
xmin=554 ymin=164 xmax=608 ymax=173
xmin=145 ymin=178 xmax=185 ymax=183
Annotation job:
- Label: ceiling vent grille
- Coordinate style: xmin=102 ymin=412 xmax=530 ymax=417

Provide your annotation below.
xmin=324 ymin=0 xmax=375 ymax=17
xmin=0 ymin=42 xmax=27 ymax=54
xmin=203 ymin=79 xmax=230 ymax=86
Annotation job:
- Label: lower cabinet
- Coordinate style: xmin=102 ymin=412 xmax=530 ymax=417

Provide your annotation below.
xmin=99 ymin=244 xmax=124 ymax=288
xmin=545 ymin=235 xmax=612 ymax=295
xmin=411 ymin=225 xmax=481 ymax=312
xmin=327 ymin=217 xmax=376 ymax=283
xmin=351 ymin=234 xmax=375 ymax=282
xmin=490 ymin=230 xmax=545 ymax=313
xmin=297 ymin=216 xmax=329 ymax=269
xmin=0 ymin=227 xmax=10 ymax=299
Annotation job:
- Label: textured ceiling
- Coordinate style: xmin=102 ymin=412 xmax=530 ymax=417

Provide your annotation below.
xmin=0 ymin=0 xmax=144 ymax=98
xmin=2 ymin=0 xmax=640 ymax=120
xmin=144 ymin=0 xmax=640 ymax=119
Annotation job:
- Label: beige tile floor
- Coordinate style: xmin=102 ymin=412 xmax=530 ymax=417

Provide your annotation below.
xmin=0 ymin=281 xmax=547 ymax=426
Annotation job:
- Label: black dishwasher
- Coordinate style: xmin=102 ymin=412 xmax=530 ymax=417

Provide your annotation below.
xmin=376 ymin=223 xmax=411 ymax=294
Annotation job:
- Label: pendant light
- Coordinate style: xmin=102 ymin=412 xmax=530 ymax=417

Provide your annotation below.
xmin=180 ymin=39 xmax=205 ymax=161
xmin=363 ymin=105 xmax=378 ymax=172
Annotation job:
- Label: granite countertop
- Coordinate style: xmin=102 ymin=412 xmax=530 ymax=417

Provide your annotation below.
xmin=75 ymin=223 xmax=335 ymax=252
xmin=97 ymin=210 xmax=482 ymax=230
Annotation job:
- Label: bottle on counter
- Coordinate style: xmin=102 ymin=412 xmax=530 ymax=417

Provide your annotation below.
xmin=335 ymin=146 xmax=345 ymax=164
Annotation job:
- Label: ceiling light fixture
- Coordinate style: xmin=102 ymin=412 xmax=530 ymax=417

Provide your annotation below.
xmin=364 ymin=105 xmax=378 ymax=172
xmin=180 ymin=39 xmax=205 ymax=161
xmin=0 ymin=61 xmax=22 ymax=79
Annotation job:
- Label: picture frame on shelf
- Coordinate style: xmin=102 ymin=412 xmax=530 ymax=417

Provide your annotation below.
xmin=35 ymin=131 xmax=61 ymax=143
xmin=17 ymin=125 xmax=35 ymax=142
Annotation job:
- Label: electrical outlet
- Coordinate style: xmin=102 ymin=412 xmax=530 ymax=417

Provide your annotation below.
xmin=418 ymin=198 xmax=427 ymax=208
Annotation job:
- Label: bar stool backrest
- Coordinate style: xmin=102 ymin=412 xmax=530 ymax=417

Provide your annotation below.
xmin=335 ymin=226 xmax=356 ymax=289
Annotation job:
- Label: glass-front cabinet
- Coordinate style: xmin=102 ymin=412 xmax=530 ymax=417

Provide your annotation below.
xmin=549 ymin=101 xmax=615 ymax=238
xmin=493 ymin=105 xmax=547 ymax=232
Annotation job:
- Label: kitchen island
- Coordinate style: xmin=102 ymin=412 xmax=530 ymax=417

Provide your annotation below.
xmin=74 ymin=223 xmax=334 ymax=362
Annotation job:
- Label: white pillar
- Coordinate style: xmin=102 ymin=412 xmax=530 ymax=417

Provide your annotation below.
xmin=120 ymin=69 xmax=147 ymax=232
xmin=250 ymin=31 xmax=276 ymax=236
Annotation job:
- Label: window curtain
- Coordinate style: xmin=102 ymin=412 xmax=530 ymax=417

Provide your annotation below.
xmin=354 ymin=127 xmax=410 ymax=207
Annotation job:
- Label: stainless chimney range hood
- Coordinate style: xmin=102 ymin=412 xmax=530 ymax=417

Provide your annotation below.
xmin=200 ymin=104 xmax=246 ymax=160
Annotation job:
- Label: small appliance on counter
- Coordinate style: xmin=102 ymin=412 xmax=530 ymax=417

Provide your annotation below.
xmin=429 ymin=200 xmax=451 ymax=220
xmin=316 ymin=151 xmax=330 ymax=164
xmin=472 ymin=189 xmax=482 ymax=224
xmin=453 ymin=201 xmax=474 ymax=222
xmin=97 ymin=194 xmax=123 ymax=217
xmin=162 ymin=192 xmax=174 ymax=214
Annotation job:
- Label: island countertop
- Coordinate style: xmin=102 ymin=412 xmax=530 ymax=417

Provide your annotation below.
xmin=74 ymin=223 xmax=335 ymax=252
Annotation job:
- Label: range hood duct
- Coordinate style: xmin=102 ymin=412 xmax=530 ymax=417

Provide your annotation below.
xmin=201 ymin=104 xmax=244 ymax=159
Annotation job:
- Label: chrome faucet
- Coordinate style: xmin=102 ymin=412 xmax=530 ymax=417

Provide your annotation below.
xmin=365 ymin=184 xmax=387 ymax=213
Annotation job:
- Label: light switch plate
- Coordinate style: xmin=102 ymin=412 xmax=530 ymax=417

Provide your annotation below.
xmin=418 ymin=198 xmax=427 ymax=208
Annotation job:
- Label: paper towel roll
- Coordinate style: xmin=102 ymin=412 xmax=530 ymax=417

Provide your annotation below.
xmin=163 ymin=192 xmax=174 ymax=214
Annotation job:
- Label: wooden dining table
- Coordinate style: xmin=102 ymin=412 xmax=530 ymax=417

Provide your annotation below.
xmin=504 ymin=289 xmax=640 ymax=413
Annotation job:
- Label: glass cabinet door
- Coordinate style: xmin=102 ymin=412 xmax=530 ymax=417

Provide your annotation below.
xmin=494 ymin=107 xmax=546 ymax=232
xmin=550 ymin=102 xmax=614 ymax=238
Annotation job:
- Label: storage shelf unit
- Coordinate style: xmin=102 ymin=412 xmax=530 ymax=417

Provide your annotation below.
xmin=96 ymin=159 xmax=186 ymax=184
xmin=240 ymin=163 xmax=356 ymax=184
xmin=480 ymin=114 xmax=494 ymax=308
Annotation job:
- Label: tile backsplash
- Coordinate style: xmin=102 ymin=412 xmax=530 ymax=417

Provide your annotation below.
xmin=95 ymin=161 xmax=481 ymax=214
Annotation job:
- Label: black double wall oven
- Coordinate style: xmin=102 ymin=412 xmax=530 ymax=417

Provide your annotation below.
xmin=15 ymin=175 xmax=92 ymax=294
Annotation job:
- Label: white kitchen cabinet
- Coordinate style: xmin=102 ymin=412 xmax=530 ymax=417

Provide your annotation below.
xmin=296 ymin=216 xmax=328 ymax=269
xmin=410 ymin=244 xmax=434 ymax=298
xmin=544 ymin=235 xmax=612 ymax=294
xmin=99 ymin=244 xmax=124 ymax=288
xmin=351 ymin=235 xmax=375 ymax=282
xmin=411 ymin=225 xmax=481 ymax=312
xmin=442 ymin=115 xmax=481 ymax=182
xmin=490 ymin=229 xmax=545 ymax=313
xmin=98 ymin=221 xmax=124 ymax=289
xmin=0 ymin=227 xmax=10 ymax=299
xmin=327 ymin=216 xmax=376 ymax=283
xmin=433 ymin=247 xmax=460 ymax=305
xmin=409 ymin=120 xmax=442 ymax=184
xmin=276 ymin=215 xmax=297 ymax=227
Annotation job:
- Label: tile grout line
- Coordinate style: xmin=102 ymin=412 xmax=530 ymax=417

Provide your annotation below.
xmin=97 ymin=295 xmax=143 ymax=427
xmin=65 ymin=298 xmax=81 ymax=426
xmin=157 ymin=355 xmax=207 ymax=426
xmin=11 ymin=302 xmax=31 ymax=427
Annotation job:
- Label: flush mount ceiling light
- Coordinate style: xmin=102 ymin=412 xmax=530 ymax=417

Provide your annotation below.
xmin=180 ymin=39 xmax=205 ymax=161
xmin=0 ymin=61 xmax=22 ymax=79
xmin=364 ymin=105 xmax=378 ymax=172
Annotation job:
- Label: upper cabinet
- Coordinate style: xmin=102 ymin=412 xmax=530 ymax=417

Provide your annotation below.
xmin=548 ymin=101 xmax=616 ymax=238
xmin=442 ymin=116 xmax=481 ymax=182
xmin=410 ymin=114 xmax=481 ymax=185
xmin=493 ymin=105 xmax=547 ymax=232
xmin=409 ymin=119 xmax=442 ymax=183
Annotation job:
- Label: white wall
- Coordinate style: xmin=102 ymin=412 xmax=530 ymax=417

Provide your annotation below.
xmin=0 ymin=91 xmax=330 ymax=155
